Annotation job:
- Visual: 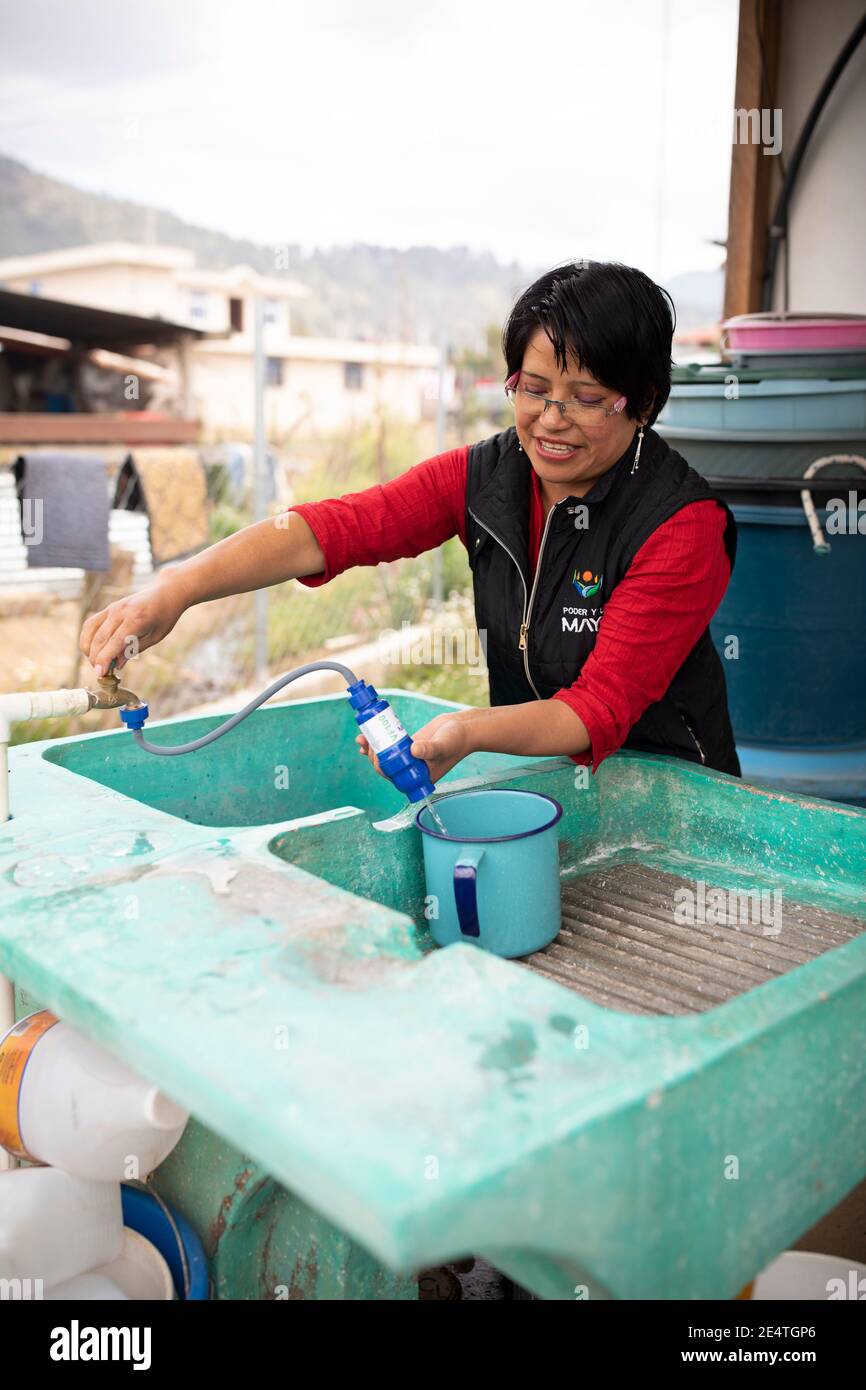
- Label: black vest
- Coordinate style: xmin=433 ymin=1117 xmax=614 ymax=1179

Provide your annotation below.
xmin=465 ymin=425 xmax=741 ymax=776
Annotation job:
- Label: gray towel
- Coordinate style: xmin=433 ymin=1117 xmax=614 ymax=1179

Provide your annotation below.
xmin=22 ymin=453 xmax=110 ymax=571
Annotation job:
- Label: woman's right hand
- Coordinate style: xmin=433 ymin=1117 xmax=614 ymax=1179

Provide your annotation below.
xmin=79 ymin=575 xmax=187 ymax=677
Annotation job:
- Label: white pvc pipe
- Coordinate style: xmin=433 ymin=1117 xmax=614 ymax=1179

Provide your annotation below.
xmin=0 ymin=688 xmax=94 ymax=1171
xmin=0 ymin=689 xmax=94 ymax=738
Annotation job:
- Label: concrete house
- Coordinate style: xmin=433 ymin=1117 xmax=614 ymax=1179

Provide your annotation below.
xmin=0 ymin=242 xmax=443 ymax=437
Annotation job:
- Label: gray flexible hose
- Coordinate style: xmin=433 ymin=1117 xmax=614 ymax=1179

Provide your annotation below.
xmin=131 ymin=660 xmax=359 ymax=756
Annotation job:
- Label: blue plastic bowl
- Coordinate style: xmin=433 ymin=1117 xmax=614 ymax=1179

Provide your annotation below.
xmin=121 ymin=1185 xmax=209 ymax=1300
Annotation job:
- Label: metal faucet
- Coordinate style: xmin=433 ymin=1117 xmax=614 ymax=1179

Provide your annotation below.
xmin=86 ymin=668 xmax=142 ymax=711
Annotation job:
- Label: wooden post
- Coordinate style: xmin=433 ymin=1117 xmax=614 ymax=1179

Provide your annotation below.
xmin=178 ymin=334 xmax=194 ymax=420
xmin=723 ymin=0 xmax=783 ymax=319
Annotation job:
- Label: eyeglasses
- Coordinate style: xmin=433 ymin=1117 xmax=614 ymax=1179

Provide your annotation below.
xmin=505 ymin=376 xmax=627 ymax=428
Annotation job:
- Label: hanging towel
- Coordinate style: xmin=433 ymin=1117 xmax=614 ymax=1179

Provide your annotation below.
xmin=22 ymin=453 xmax=110 ymax=571
xmin=118 ymin=449 xmax=208 ymax=565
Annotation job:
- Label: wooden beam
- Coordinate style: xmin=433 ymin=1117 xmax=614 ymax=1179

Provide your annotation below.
xmin=723 ymin=0 xmax=782 ymax=320
xmin=0 ymin=414 xmax=201 ymax=445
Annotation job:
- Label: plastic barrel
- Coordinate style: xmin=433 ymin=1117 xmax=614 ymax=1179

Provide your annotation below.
xmin=710 ymin=498 xmax=866 ymax=805
xmin=121 ymin=1184 xmax=209 ymax=1300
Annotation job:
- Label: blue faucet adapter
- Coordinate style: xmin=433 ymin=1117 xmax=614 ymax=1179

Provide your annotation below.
xmin=119 ymin=704 xmax=149 ymax=730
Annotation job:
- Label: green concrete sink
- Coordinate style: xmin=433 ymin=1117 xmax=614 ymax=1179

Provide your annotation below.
xmin=3 ymin=688 xmax=866 ymax=1300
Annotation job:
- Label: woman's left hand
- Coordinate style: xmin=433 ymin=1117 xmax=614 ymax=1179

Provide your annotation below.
xmin=356 ymin=710 xmax=474 ymax=784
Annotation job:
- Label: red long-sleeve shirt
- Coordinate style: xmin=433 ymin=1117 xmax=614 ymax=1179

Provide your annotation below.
xmin=286 ymin=446 xmax=731 ymax=772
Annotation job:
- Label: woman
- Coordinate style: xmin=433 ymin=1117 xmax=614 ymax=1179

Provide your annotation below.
xmin=80 ymin=260 xmax=740 ymax=784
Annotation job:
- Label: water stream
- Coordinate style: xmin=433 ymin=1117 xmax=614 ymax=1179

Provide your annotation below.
xmin=420 ymin=795 xmax=449 ymax=835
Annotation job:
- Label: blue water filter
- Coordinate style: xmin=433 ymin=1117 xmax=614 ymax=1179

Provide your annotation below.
xmin=346 ymin=680 xmax=435 ymax=803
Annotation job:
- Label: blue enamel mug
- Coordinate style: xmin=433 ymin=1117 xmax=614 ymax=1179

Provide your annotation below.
xmin=416 ymin=788 xmax=563 ymax=958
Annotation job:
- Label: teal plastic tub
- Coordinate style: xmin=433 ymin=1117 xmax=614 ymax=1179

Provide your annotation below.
xmin=656 ymin=426 xmax=866 ymax=480
xmin=658 ymin=377 xmax=866 ymax=433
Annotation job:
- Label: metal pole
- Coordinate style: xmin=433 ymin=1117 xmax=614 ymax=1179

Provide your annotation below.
xmin=253 ymin=294 xmax=268 ymax=681
xmin=432 ymin=338 xmax=447 ymax=608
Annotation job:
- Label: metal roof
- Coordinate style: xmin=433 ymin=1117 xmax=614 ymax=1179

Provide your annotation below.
xmin=0 ymin=286 xmax=208 ymax=349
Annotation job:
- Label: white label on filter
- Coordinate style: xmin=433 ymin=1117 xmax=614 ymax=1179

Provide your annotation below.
xmin=361 ymin=707 xmax=408 ymax=754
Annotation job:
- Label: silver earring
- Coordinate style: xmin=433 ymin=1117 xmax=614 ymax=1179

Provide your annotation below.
xmin=630 ymin=426 xmax=645 ymax=475
xmin=518 ymin=440 xmax=523 ymax=453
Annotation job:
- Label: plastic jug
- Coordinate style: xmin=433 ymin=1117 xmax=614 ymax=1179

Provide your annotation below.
xmin=0 ymin=1167 xmax=123 ymax=1289
xmin=47 ymin=1229 xmax=175 ymax=1300
xmin=47 ymin=1271 xmax=129 ymax=1299
xmin=416 ymin=788 xmax=563 ymax=958
xmin=0 ymin=1011 xmax=189 ymax=1180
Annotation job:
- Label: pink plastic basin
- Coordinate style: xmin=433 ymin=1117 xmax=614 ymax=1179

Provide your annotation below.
xmin=721 ymin=313 xmax=866 ymax=352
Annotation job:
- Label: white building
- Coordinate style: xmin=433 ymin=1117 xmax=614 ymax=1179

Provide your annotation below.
xmin=0 ymin=243 xmax=444 ymax=436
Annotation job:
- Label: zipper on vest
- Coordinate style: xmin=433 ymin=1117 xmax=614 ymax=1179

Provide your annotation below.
xmin=679 ymin=712 xmax=707 ymax=765
xmin=468 ymin=500 xmax=563 ymax=701
xmin=521 ymin=500 xmax=562 ymax=681
xmin=467 ymin=504 xmax=541 ymax=696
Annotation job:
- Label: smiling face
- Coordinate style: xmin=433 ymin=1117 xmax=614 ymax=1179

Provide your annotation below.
xmin=514 ymin=329 xmax=642 ymax=503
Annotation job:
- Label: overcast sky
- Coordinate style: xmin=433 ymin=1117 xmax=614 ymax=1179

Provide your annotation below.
xmin=0 ymin=0 xmax=738 ymax=279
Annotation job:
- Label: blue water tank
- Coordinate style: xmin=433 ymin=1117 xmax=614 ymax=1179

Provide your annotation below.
xmin=710 ymin=497 xmax=866 ymax=805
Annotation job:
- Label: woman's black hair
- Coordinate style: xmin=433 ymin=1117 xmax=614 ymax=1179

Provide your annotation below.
xmin=502 ymin=260 xmax=676 ymax=427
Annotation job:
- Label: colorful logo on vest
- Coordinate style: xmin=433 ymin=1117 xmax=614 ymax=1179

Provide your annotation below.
xmin=572 ymin=568 xmax=602 ymax=598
